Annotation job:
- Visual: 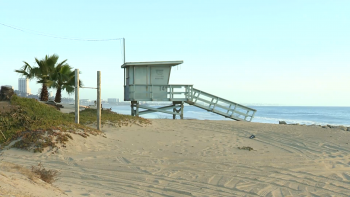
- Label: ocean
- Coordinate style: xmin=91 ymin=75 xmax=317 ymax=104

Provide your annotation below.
xmin=103 ymin=104 xmax=350 ymax=127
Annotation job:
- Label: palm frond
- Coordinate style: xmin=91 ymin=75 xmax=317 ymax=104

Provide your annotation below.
xmin=18 ymin=54 xmax=83 ymax=102
xmin=14 ymin=61 xmax=35 ymax=79
xmin=63 ymin=85 xmax=75 ymax=94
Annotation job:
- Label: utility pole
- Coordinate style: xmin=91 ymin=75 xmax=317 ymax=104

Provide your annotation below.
xmin=75 ymin=69 xmax=79 ymax=124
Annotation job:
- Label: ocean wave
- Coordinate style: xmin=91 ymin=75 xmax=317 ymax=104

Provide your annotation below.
xmin=253 ymin=116 xmax=350 ymax=127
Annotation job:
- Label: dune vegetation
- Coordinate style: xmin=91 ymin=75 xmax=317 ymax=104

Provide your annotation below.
xmin=0 ymin=95 xmax=150 ymax=152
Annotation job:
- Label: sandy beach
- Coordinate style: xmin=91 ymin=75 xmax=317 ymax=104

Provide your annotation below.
xmin=1 ymin=119 xmax=350 ymax=196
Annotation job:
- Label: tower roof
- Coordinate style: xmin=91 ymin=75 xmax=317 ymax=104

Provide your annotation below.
xmin=121 ymin=61 xmax=183 ymax=68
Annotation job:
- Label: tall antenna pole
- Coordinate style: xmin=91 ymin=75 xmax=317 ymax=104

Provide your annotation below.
xmin=123 ymin=38 xmax=125 ymax=63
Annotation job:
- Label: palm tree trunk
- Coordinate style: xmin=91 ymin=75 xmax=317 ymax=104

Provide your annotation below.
xmin=54 ymin=87 xmax=62 ymax=103
xmin=40 ymin=84 xmax=49 ymax=101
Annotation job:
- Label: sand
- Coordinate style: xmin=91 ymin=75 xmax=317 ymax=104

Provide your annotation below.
xmin=59 ymin=104 xmax=90 ymax=114
xmin=1 ymin=119 xmax=350 ymax=196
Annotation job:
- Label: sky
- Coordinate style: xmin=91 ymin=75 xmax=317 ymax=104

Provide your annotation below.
xmin=0 ymin=0 xmax=349 ymax=106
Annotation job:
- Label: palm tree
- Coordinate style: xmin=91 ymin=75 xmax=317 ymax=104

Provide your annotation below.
xmin=50 ymin=64 xmax=83 ymax=103
xmin=33 ymin=55 xmax=59 ymax=101
xmin=15 ymin=55 xmax=54 ymax=101
xmin=15 ymin=54 xmax=68 ymax=101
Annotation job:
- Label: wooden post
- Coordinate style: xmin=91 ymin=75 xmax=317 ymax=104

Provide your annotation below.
xmin=136 ymin=102 xmax=139 ymax=117
xmin=180 ymin=102 xmax=184 ymax=119
xmin=75 ymin=69 xmax=79 ymax=124
xmin=131 ymin=103 xmax=134 ymax=116
xmin=97 ymin=71 xmax=101 ymax=131
xmin=131 ymin=101 xmax=137 ymax=116
xmin=172 ymin=102 xmax=176 ymax=119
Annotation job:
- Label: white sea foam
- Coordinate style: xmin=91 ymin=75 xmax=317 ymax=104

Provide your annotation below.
xmin=253 ymin=116 xmax=350 ymax=127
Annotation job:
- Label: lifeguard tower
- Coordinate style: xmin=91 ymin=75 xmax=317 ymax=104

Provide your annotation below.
xmin=122 ymin=61 xmax=257 ymax=121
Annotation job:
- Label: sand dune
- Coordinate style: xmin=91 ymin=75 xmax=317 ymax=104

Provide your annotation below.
xmin=1 ymin=119 xmax=350 ymax=196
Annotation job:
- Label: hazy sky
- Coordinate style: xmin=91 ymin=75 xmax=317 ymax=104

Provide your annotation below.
xmin=1 ymin=0 xmax=349 ymax=106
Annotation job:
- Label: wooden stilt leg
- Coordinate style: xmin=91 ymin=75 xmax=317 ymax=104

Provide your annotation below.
xmin=180 ymin=101 xmax=184 ymax=119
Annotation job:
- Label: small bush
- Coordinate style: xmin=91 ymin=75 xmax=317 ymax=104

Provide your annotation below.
xmin=31 ymin=162 xmax=59 ymax=184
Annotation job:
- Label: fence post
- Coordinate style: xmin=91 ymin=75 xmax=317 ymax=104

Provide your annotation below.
xmin=75 ymin=69 xmax=79 ymax=124
xmin=97 ymin=71 xmax=101 ymax=131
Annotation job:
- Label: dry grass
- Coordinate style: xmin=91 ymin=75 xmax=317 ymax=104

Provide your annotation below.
xmin=0 ymin=161 xmax=64 ymax=196
xmin=31 ymin=162 xmax=59 ymax=184
xmin=0 ymin=161 xmax=38 ymax=181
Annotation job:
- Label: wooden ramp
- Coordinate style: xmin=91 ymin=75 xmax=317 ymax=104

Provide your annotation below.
xmin=185 ymin=88 xmax=256 ymax=121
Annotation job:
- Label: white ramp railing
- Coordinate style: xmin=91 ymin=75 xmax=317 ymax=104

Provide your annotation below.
xmin=186 ymin=88 xmax=256 ymax=121
xmin=127 ymin=84 xmax=193 ymax=101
